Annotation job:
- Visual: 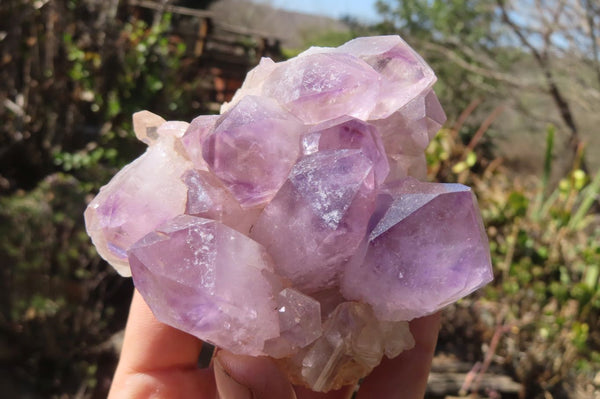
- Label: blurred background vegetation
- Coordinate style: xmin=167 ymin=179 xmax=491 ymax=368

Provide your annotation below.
xmin=1 ymin=0 xmax=599 ymax=398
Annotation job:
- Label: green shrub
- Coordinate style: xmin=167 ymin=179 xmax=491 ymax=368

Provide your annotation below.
xmin=428 ymin=118 xmax=600 ymax=396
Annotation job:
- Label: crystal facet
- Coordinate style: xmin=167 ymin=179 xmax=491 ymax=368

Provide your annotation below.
xmin=263 ymin=288 xmax=322 ymax=358
xmin=302 ymin=116 xmax=390 ymax=185
xmin=261 ymin=53 xmax=381 ymax=124
xmin=251 ymin=150 xmax=377 ymax=293
xmin=84 ymin=126 xmax=191 ymax=276
xmin=202 ymin=96 xmax=305 ymax=208
xmin=132 ymin=110 xmax=166 ymax=145
xmin=84 ymin=35 xmax=492 ymax=392
xmin=182 ymin=169 xmax=259 ymax=235
xmin=180 ymin=114 xmax=220 ymax=170
xmin=129 ymin=215 xmax=283 ymax=355
xmin=342 ymin=177 xmax=493 ymax=321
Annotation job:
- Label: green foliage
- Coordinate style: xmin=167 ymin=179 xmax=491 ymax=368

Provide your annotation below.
xmin=115 ymin=14 xmax=187 ymax=109
xmin=376 ymin=0 xmax=495 ymax=44
xmin=0 ymin=4 xmax=206 ymax=397
xmin=374 ymin=0 xmax=509 ymax=119
xmin=0 ymin=174 xmax=127 ymax=395
xmin=60 ymin=12 xmax=188 ymax=182
xmin=0 ymin=175 xmax=86 ymax=316
xmin=428 ymin=114 xmax=600 ymax=396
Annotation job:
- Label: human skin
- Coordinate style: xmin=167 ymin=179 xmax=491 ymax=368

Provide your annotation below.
xmin=108 ymin=290 xmax=441 ymax=399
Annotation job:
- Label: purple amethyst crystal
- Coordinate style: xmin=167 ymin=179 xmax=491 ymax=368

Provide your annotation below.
xmin=84 ymin=35 xmax=493 ymax=392
xmin=250 ymin=149 xmax=378 ymax=293
xmin=202 ymin=96 xmax=305 ymax=208
xmin=260 ymin=53 xmax=380 ymax=124
xmin=129 ymin=215 xmax=284 ymax=356
xmin=302 ymin=116 xmax=390 ymax=185
xmin=341 ymin=177 xmax=493 ymax=321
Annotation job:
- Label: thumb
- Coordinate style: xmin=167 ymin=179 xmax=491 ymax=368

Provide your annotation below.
xmin=214 ymin=349 xmax=297 ymax=399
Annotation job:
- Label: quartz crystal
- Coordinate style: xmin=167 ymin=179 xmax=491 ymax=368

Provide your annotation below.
xmin=128 ymin=215 xmax=283 ymax=355
xmin=84 ymin=35 xmax=493 ymax=392
xmin=84 ymin=118 xmax=191 ymax=276
xmin=251 ymin=149 xmax=377 ymax=293
xmin=341 ymin=177 xmax=493 ymax=321
xmin=263 ymin=288 xmax=322 ymax=358
xmin=202 ymin=96 xmax=305 ymax=208
xmin=260 ymin=53 xmax=381 ymax=124
xmin=182 ymin=169 xmax=259 ymax=235
xmin=180 ymin=114 xmax=219 ymax=170
xmin=132 ymin=110 xmax=166 ymax=145
xmin=280 ymin=302 xmax=414 ymax=391
xmin=302 ymin=116 xmax=389 ymax=185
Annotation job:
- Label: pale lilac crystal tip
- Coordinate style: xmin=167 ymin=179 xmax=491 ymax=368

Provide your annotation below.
xmin=303 ymin=116 xmax=390 ymax=185
xmin=132 ymin=110 xmax=166 ymax=145
xmin=202 ymin=96 xmax=305 ymax=208
xmin=180 ymin=114 xmax=219 ymax=170
xmin=84 ymin=35 xmax=493 ymax=392
xmin=129 ymin=215 xmax=283 ymax=355
xmin=84 ymin=117 xmax=191 ymax=276
xmin=261 ymin=53 xmax=381 ymax=123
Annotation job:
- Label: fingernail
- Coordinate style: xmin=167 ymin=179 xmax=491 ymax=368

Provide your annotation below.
xmin=214 ymin=355 xmax=253 ymax=399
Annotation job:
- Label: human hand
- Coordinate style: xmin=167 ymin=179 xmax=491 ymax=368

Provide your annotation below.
xmin=108 ymin=290 xmax=440 ymax=399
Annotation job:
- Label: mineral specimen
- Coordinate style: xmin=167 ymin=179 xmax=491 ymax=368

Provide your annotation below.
xmin=84 ymin=35 xmax=493 ymax=392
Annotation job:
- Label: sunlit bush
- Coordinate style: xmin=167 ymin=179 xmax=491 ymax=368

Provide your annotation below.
xmin=428 ymin=113 xmax=600 ymax=396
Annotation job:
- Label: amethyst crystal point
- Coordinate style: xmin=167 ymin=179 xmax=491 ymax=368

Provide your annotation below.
xmin=335 ymin=35 xmax=437 ymax=119
xmin=251 ymin=149 xmax=377 ymax=293
xmin=261 ymin=53 xmax=380 ymax=124
xmin=296 ymin=35 xmax=437 ymax=121
xmin=129 ymin=215 xmax=283 ymax=355
xmin=222 ymin=57 xmax=278 ymax=113
xmin=341 ymin=177 xmax=493 ymax=321
xmin=425 ymin=90 xmax=447 ymax=139
xmin=202 ymin=96 xmax=305 ymax=208
xmin=303 ymin=116 xmax=390 ymax=185
xmin=180 ymin=114 xmax=219 ymax=170
xmin=132 ymin=110 xmax=166 ymax=145
xmin=264 ymin=288 xmax=322 ymax=358
xmin=84 ymin=133 xmax=192 ymax=277
xmin=371 ymin=89 xmax=447 ymax=181
xmin=182 ymin=169 xmax=258 ymax=235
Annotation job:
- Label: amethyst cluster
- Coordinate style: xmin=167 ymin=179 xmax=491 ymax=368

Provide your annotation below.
xmin=84 ymin=36 xmax=493 ymax=391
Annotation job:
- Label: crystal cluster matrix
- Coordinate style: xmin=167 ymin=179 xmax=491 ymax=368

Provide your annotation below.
xmin=84 ymin=36 xmax=493 ymax=392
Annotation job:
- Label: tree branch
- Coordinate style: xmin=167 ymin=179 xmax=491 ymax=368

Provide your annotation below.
xmin=497 ymin=0 xmax=586 ymax=172
xmin=421 ymin=41 xmax=538 ymax=90
xmin=583 ymin=0 xmax=600 ymax=84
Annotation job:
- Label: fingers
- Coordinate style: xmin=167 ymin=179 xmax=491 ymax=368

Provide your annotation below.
xmin=110 ymin=290 xmax=438 ymax=399
xmin=214 ymin=349 xmax=297 ymax=399
xmin=109 ymin=367 xmax=215 ymax=399
xmin=356 ymin=312 xmax=441 ymax=399
xmin=214 ymin=313 xmax=440 ymax=399
xmin=115 ymin=290 xmax=203 ymax=373
xmin=108 ymin=290 xmax=215 ymax=399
